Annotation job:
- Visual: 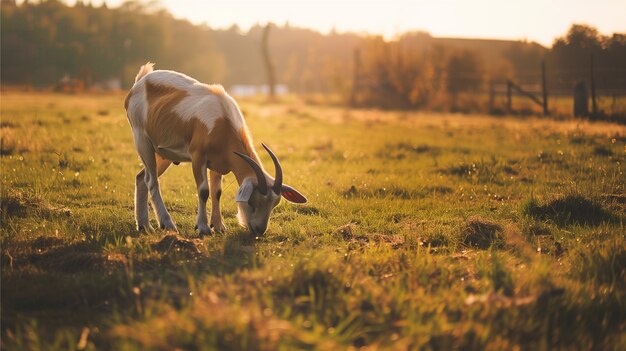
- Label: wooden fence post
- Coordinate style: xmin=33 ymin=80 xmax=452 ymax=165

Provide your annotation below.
xmin=507 ymin=80 xmax=512 ymax=113
xmin=541 ymin=61 xmax=548 ymax=115
xmin=590 ymin=53 xmax=597 ymax=117
xmin=489 ymin=80 xmax=495 ymax=113
xmin=574 ymin=81 xmax=589 ymax=117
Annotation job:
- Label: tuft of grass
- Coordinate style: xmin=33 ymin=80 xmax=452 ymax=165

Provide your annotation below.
xmin=1 ymin=189 xmax=71 ymax=220
xmin=342 ymin=185 xmax=418 ymax=200
xmin=522 ymin=194 xmax=614 ymax=227
xmin=152 ymin=234 xmax=201 ymax=255
xmin=570 ymin=236 xmax=626 ymax=286
xmin=489 ymin=254 xmax=515 ymax=296
xmin=376 ymin=142 xmax=440 ymax=160
xmin=461 ymin=217 xmax=504 ymax=249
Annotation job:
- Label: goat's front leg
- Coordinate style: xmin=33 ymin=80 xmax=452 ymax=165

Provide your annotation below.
xmin=209 ymin=170 xmax=227 ymax=233
xmin=192 ymin=153 xmax=211 ymax=236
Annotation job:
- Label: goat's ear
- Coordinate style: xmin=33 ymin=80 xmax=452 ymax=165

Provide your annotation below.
xmin=280 ymin=184 xmax=307 ymax=203
xmin=236 ymin=179 xmax=254 ymax=202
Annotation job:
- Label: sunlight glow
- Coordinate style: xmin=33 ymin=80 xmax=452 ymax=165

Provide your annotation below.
xmin=59 ymin=0 xmax=626 ymax=46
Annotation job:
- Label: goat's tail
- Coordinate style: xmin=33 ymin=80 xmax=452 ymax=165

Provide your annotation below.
xmin=134 ymin=62 xmax=154 ymax=83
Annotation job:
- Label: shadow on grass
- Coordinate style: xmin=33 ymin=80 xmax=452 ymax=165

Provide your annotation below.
xmin=1 ymin=189 xmax=71 ymax=220
xmin=0 ymin=226 xmax=262 ymax=338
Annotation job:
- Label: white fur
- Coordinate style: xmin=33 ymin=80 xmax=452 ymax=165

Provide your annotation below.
xmin=172 ymin=93 xmax=224 ymax=132
xmin=126 ymin=86 xmax=148 ymax=128
xmin=129 ymin=70 xmax=245 ymax=133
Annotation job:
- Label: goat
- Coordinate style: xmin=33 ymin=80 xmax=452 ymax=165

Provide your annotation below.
xmin=124 ymin=63 xmax=306 ymax=236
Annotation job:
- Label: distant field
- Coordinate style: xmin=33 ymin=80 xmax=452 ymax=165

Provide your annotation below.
xmin=1 ymin=92 xmax=625 ymax=350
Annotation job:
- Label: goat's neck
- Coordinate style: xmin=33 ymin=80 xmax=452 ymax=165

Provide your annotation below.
xmin=228 ymin=147 xmax=266 ymax=186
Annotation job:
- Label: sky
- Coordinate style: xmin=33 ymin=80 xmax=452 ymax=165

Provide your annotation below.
xmin=61 ymin=0 xmax=626 ymax=46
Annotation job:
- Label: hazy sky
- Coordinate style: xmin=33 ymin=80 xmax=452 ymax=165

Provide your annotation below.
xmin=64 ymin=0 xmax=625 ymax=46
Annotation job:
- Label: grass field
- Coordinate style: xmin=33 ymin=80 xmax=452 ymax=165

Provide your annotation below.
xmin=1 ymin=92 xmax=625 ymax=350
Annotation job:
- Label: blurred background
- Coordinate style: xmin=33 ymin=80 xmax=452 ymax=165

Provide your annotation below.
xmin=1 ymin=0 xmax=625 ymax=118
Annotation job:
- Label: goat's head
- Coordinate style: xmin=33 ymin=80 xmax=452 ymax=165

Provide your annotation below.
xmin=234 ymin=144 xmax=306 ymax=235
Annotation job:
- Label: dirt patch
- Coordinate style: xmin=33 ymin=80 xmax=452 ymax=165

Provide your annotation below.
xmin=333 ymin=223 xmax=356 ymax=240
xmin=523 ymin=194 xmax=615 ymax=226
xmin=462 ymin=218 xmax=504 ymax=249
xmin=333 ymin=223 xmax=404 ymax=249
xmin=1 ymin=189 xmax=71 ymax=219
xmin=1 ymin=237 xmax=115 ymax=273
xmin=369 ymin=234 xmax=405 ymax=249
xmin=152 ymin=234 xmax=201 ymax=255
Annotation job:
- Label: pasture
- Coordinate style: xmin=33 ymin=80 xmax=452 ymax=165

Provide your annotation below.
xmin=1 ymin=92 xmax=625 ymax=350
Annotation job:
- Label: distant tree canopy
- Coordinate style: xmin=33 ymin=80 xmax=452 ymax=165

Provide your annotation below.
xmin=0 ymin=0 xmax=360 ymax=89
xmin=1 ymin=0 xmax=625 ymax=107
xmin=547 ymin=24 xmax=626 ymax=91
xmin=1 ymin=0 xmax=266 ymax=87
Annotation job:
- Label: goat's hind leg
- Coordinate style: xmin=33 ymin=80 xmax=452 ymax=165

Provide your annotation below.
xmin=135 ymin=168 xmax=152 ymax=231
xmin=134 ymin=155 xmax=173 ymax=232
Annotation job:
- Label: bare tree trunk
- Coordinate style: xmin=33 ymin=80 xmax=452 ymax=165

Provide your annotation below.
xmin=262 ymin=23 xmax=275 ymax=98
xmin=350 ymin=49 xmax=361 ymax=106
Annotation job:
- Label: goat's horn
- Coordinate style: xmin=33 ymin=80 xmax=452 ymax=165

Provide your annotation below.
xmin=262 ymin=143 xmax=283 ymax=194
xmin=234 ymin=151 xmax=268 ymax=195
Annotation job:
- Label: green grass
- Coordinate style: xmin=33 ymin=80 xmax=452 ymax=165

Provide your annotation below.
xmin=1 ymin=92 xmax=625 ymax=350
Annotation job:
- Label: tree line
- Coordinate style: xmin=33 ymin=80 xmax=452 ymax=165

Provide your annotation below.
xmin=1 ymin=0 xmax=361 ymax=90
xmin=2 ymin=0 xmax=625 ymax=112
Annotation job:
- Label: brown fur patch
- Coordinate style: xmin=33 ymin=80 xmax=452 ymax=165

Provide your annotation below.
xmin=239 ymin=127 xmax=263 ymax=168
xmin=144 ymin=81 xmax=194 ymax=161
xmin=140 ymin=81 xmax=261 ymax=182
xmin=204 ymin=118 xmax=258 ymax=178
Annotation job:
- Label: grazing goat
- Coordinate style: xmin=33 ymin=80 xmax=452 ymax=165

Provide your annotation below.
xmin=124 ymin=63 xmax=306 ymax=236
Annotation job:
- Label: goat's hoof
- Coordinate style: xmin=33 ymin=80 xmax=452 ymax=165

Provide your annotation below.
xmin=195 ymin=224 xmax=211 ymax=236
xmin=159 ymin=220 xmax=178 ymax=233
xmin=137 ymin=224 xmax=154 ymax=232
xmin=210 ymin=222 xmax=227 ymax=233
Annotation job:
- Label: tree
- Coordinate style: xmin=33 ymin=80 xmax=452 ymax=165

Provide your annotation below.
xmin=446 ymin=50 xmax=484 ymax=110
